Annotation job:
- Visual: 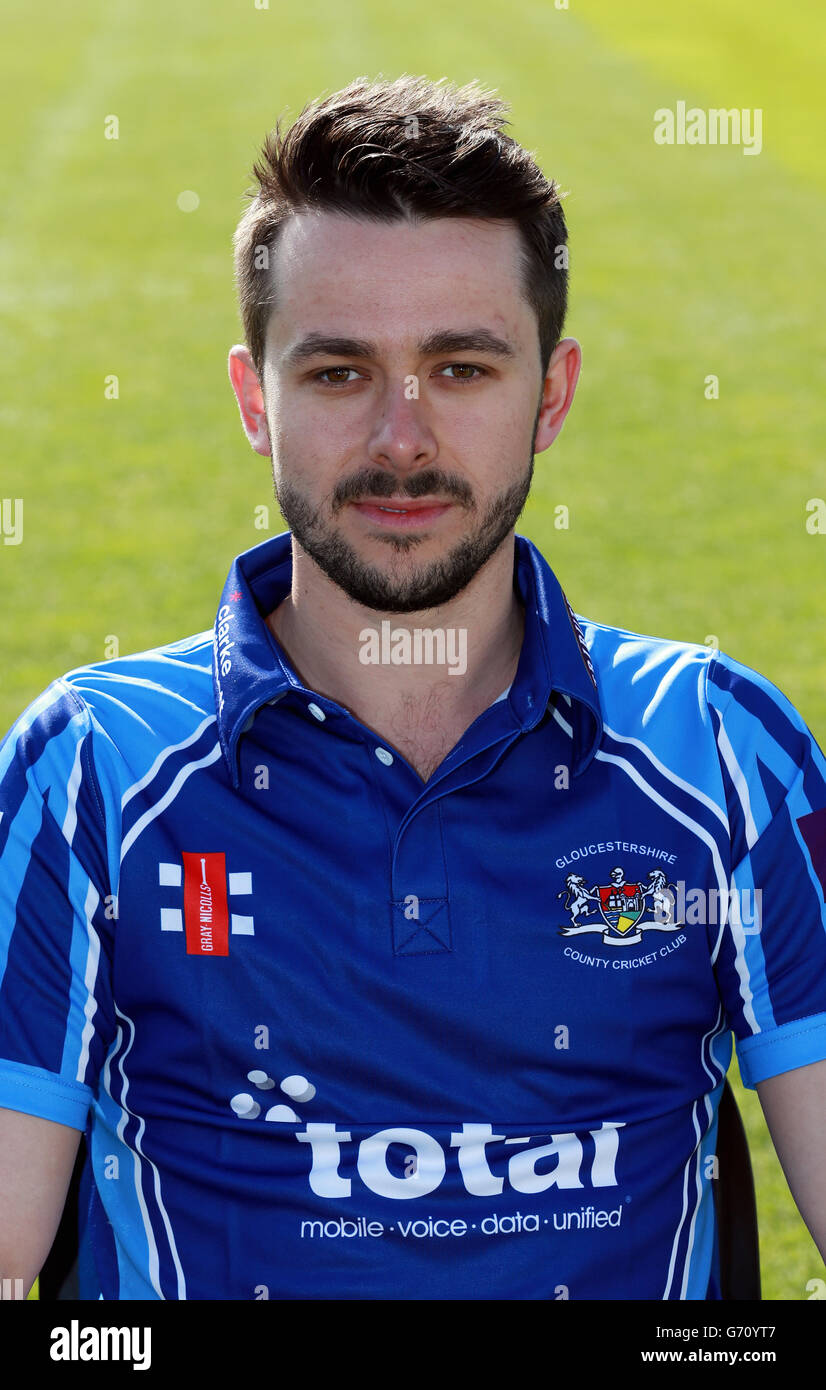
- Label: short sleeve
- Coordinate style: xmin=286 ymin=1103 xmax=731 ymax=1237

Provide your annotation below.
xmin=0 ymin=680 xmax=115 ymax=1130
xmin=706 ymin=651 xmax=826 ymax=1089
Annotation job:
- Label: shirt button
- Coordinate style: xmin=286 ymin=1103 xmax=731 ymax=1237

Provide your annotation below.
xmin=375 ymin=747 xmax=394 ymax=766
xmin=308 ymin=702 xmax=326 ymax=721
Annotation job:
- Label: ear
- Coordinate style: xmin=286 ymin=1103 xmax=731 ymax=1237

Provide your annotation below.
xmin=533 ymin=337 xmax=581 ymax=454
xmin=228 ymin=345 xmax=272 ymax=456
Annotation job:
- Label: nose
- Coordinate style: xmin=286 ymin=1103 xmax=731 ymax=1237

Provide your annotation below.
xmin=366 ymin=377 xmax=438 ymax=476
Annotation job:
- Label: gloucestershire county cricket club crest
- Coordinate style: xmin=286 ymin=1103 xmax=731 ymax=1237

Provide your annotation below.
xmin=557 ymin=866 xmax=681 ymax=946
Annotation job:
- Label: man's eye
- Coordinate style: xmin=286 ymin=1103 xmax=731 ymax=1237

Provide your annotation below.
xmin=312 ymin=364 xmax=487 ymax=386
xmin=314 ymin=367 xmax=360 ymax=385
xmin=438 ymin=364 xmax=487 ymax=381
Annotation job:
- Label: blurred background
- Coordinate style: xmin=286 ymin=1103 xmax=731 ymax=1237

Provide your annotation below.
xmin=1 ymin=0 xmax=824 ymax=1299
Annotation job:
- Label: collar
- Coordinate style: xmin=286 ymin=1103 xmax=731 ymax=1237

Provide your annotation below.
xmin=212 ymin=530 xmax=603 ymax=789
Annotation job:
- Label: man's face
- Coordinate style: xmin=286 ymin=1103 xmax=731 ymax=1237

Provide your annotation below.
xmin=256 ymin=211 xmax=551 ymax=613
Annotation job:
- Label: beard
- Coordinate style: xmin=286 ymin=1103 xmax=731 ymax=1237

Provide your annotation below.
xmin=273 ymin=453 xmax=534 ymax=614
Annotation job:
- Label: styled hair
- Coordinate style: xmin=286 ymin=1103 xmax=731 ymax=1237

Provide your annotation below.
xmin=233 ymin=74 xmax=568 ymax=385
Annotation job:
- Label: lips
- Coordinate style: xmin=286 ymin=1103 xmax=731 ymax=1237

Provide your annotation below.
xmin=356 ymin=497 xmax=449 ymax=511
xmin=351 ymin=499 xmax=453 ymax=529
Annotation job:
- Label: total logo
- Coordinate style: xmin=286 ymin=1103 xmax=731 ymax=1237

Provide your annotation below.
xmin=230 ymin=1069 xmax=624 ymax=1202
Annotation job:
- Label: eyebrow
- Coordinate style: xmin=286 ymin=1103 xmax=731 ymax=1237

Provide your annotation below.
xmin=282 ymin=327 xmax=517 ymax=369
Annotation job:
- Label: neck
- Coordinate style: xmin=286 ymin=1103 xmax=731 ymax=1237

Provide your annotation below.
xmin=266 ymin=535 xmax=525 ymax=732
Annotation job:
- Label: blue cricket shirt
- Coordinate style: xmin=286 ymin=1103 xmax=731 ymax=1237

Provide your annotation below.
xmin=1 ymin=529 xmax=826 ymax=1300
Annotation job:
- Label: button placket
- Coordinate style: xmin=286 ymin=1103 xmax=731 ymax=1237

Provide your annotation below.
xmin=390 ymin=800 xmax=451 ymax=956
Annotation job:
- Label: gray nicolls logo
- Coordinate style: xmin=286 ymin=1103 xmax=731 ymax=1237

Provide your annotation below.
xmin=158 ymin=853 xmax=254 ymax=955
xmin=229 ymin=1069 xmax=623 ymax=1200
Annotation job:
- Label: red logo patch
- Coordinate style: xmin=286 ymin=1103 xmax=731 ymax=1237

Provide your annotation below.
xmin=797 ymin=807 xmax=826 ymax=902
xmin=182 ymin=851 xmax=229 ymax=956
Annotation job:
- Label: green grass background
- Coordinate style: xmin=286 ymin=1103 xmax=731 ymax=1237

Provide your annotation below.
xmin=1 ymin=0 xmax=824 ymax=1300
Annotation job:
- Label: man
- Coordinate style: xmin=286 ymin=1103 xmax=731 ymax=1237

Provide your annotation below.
xmin=1 ymin=74 xmax=825 ymax=1302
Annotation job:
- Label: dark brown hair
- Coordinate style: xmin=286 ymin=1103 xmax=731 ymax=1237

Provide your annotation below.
xmin=233 ymin=74 xmax=568 ymax=385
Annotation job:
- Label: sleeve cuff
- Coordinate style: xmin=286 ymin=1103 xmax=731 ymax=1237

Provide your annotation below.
xmin=736 ymin=1011 xmax=826 ymax=1089
xmin=0 ymin=1059 xmax=92 ymax=1130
